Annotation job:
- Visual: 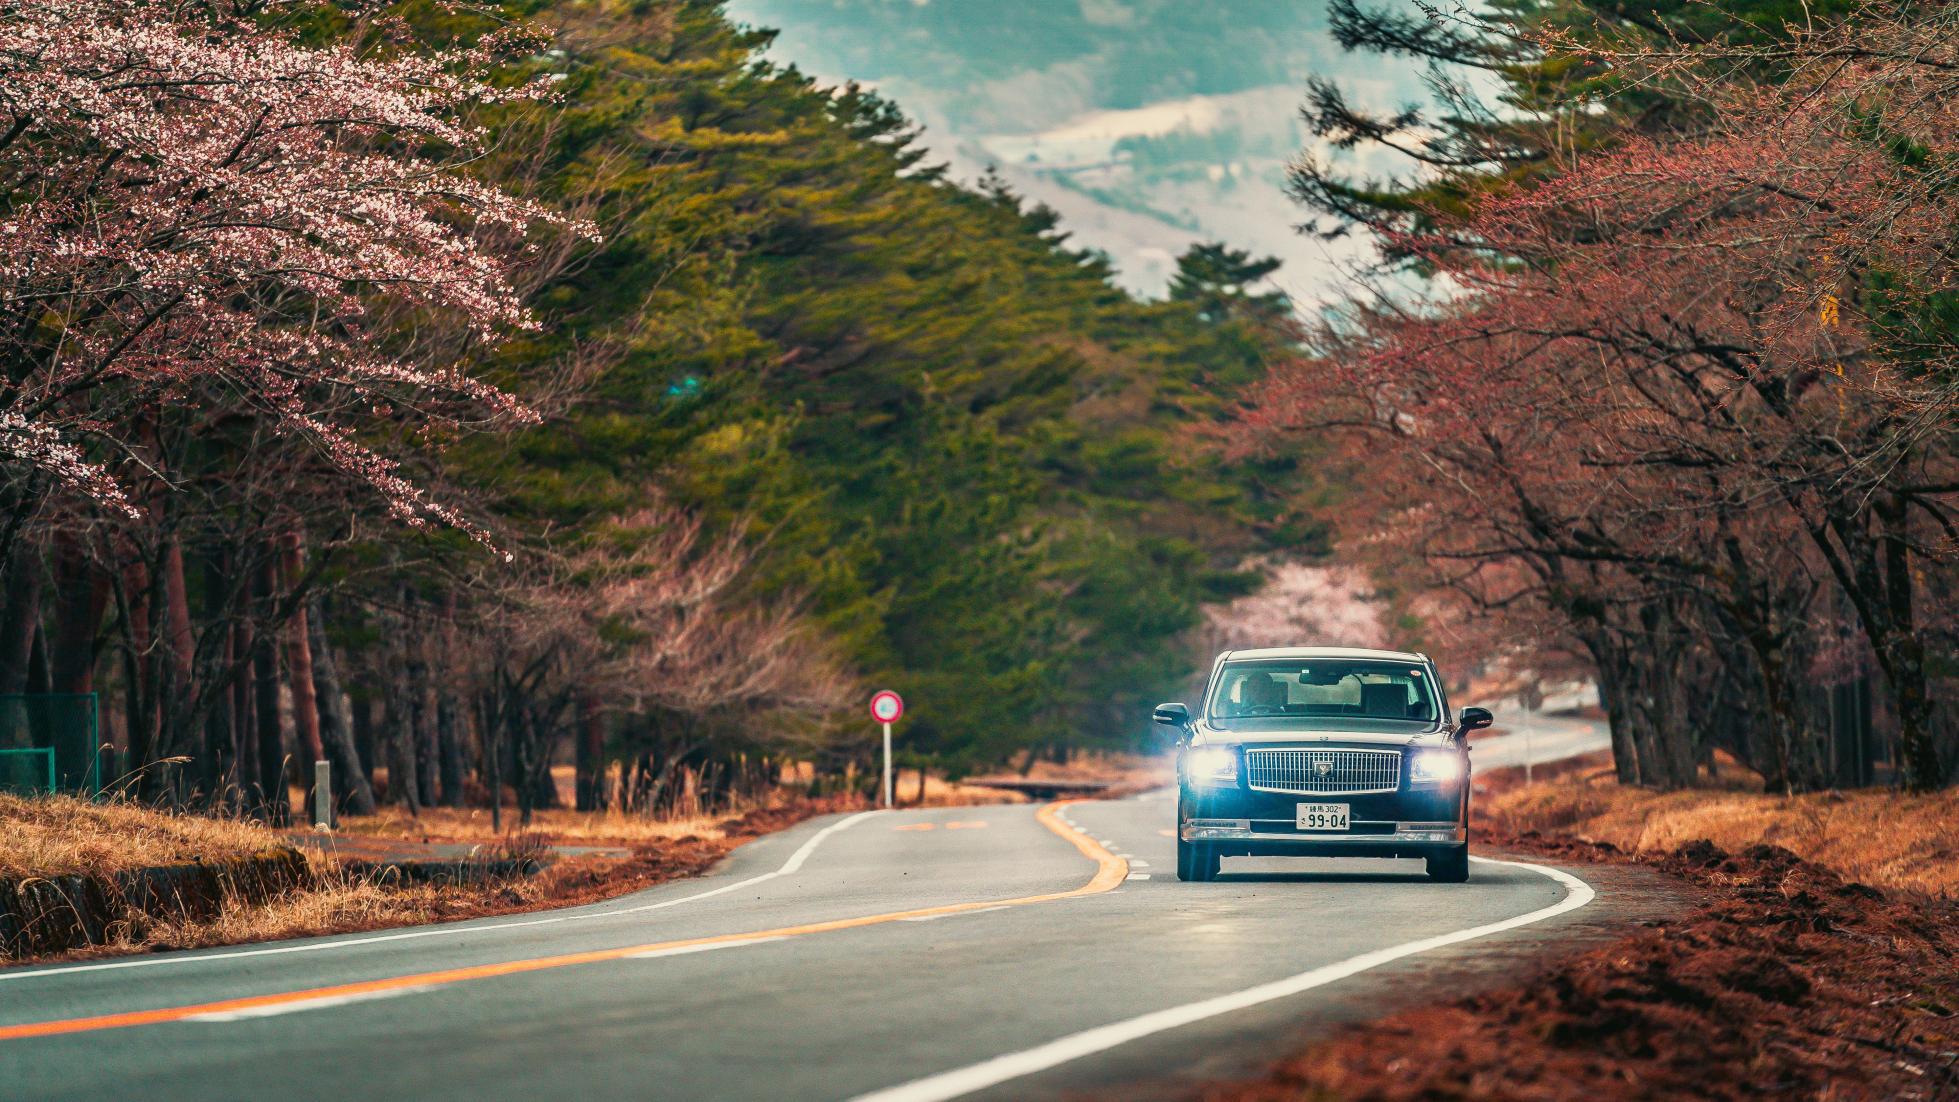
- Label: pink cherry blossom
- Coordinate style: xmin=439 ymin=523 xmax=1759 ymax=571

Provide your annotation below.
xmin=0 ymin=0 xmax=594 ymax=532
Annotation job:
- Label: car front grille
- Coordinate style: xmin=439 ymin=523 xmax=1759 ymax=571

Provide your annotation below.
xmin=1244 ymin=748 xmax=1401 ymax=795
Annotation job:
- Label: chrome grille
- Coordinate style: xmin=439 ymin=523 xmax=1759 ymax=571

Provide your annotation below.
xmin=1244 ymin=748 xmax=1401 ymax=795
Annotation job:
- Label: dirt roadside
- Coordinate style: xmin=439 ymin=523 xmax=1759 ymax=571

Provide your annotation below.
xmin=1205 ymin=796 xmax=1959 ymax=1101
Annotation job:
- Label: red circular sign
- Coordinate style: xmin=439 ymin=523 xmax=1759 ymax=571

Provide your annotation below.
xmin=870 ymin=690 xmax=904 ymax=724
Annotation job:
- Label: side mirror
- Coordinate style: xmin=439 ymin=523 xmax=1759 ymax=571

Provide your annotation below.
xmin=1456 ymin=707 xmax=1493 ymax=738
xmin=1152 ymin=702 xmax=1192 ymax=729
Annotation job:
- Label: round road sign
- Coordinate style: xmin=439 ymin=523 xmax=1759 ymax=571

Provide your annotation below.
xmin=870 ymin=690 xmax=904 ymax=724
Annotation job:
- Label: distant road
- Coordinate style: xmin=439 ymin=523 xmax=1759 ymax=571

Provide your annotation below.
xmin=0 ymin=792 xmax=1668 ymax=1101
xmin=1471 ymin=711 xmax=1613 ymax=771
xmin=1468 ymin=682 xmax=1613 ymax=772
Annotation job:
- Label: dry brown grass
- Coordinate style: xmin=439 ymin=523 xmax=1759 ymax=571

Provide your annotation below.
xmin=130 ymin=876 xmax=458 ymax=954
xmin=331 ymin=804 xmax=746 ymax=847
xmin=0 ymin=793 xmax=288 ymax=879
xmin=1481 ymin=777 xmax=1959 ymax=897
xmin=3 ymin=795 xmax=844 ymax=964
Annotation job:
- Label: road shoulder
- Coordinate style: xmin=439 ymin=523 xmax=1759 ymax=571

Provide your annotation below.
xmin=1196 ymin=836 xmax=1959 ymax=1101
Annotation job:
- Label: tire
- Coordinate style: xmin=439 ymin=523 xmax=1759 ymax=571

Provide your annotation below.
xmin=1426 ymin=844 xmax=1470 ymax=883
xmin=1177 ymin=838 xmax=1221 ymax=882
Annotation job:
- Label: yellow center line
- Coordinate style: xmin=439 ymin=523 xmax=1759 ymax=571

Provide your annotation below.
xmin=0 ymin=802 xmax=1126 ymax=1042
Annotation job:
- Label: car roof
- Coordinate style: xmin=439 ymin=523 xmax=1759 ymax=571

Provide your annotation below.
xmin=1218 ymin=646 xmax=1430 ymax=664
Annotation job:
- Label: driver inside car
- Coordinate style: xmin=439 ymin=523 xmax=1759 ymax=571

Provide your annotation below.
xmin=1236 ymin=671 xmax=1287 ymax=714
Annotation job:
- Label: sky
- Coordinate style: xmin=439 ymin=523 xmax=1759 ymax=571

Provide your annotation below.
xmin=721 ymin=0 xmax=1430 ymax=301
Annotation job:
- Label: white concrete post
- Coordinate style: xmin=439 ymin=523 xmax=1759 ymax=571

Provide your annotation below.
xmin=313 ymin=760 xmax=332 ymax=830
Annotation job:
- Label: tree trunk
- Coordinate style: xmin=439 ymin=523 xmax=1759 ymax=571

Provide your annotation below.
xmin=276 ymin=535 xmax=326 ymax=819
xmin=145 ymin=535 xmax=200 ymax=805
xmin=232 ymin=619 xmax=256 ymax=808
xmin=351 ymin=691 xmax=376 ymax=781
xmin=436 ymin=600 xmax=464 ymax=807
xmin=575 ymin=693 xmax=603 ymax=812
xmin=252 ymin=559 xmax=289 ymax=825
xmin=49 ymin=534 xmax=107 ymax=696
xmin=0 ymin=550 xmax=42 ymax=697
xmin=120 ymin=559 xmax=157 ymax=783
xmin=514 ymin=700 xmax=535 ymax=828
xmin=307 ymin=599 xmax=374 ymax=816
xmin=201 ymin=554 xmax=237 ymax=805
xmin=531 ymin=717 xmax=562 ymax=811
xmin=406 ymin=618 xmax=437 ymax=809
xmin=25 ymin=622 xmax=50 ymax=695
xmin=384 ymin=646 xmax=420 ymax=815
xmin=160 ymin=538 xmax=195 ymax=700
xmin=438 ymin=693 xmax=464 ymax=808
xmin=484 ymin=691 xmax=502 ymax=833
xmin=1583 ymin=631 xmax=1643 ymax=786
xmin=1879 ymin=494 xmax=1941 ymax=790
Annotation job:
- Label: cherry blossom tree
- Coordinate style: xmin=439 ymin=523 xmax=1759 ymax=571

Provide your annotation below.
xmin=1253 ymin=5 xmax=1959 ymax=791
xmin=457 ymin=507 xmax=850 ymax=824
xmin=0 ymin=0 xmax=587 ymax=555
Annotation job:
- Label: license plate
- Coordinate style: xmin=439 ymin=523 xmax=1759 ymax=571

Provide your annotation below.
xmin=1296 ymin=803 xmax=1350 ymax=831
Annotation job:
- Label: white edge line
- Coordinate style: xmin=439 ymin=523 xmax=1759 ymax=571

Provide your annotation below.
xmin=0 ymin=810 xmax=884 ymax=984
xmin=846 ymin=855 xmax=1596 ymax=1102
xmin=182 ymin=984 xmax=435 ymax=1022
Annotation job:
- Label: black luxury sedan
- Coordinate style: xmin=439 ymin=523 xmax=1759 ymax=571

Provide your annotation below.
xmin=1154 ymin=646 xmax=1491 ymax=883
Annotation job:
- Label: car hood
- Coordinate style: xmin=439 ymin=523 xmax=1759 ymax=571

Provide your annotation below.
xmin=1191 ymin=723 xmax=1453 ymax=749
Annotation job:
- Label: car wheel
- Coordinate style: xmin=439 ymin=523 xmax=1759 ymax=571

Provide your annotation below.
xmin=1426 ymin=844 xmax=1470 ymax=883
xmin=1177 ymin=838 xmax=1221 ymax=882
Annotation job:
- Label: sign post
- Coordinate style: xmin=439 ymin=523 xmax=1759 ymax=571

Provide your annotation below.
xmin=869 ymin=691 xmax=904 ymax=809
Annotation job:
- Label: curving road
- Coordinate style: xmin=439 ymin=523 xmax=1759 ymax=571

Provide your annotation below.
xmin=0 ymin=792 xmax=1675 ymax=1101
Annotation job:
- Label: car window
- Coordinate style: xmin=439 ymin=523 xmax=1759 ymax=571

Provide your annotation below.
xmin=1209 ymin=659 xmax=1438 ymax=724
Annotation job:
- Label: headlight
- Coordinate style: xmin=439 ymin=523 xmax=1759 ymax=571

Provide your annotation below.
xmin=1410 ymin=750 xmax=1464 ymax=785
xmin=1184 ymin=746 xmax=1238 ymax=787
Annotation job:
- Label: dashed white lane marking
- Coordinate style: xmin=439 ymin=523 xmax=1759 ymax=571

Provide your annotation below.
xmin=183 ymin=986 xmax=433 ymax=1022
xmin=848 ymin=856 xmax=1597 ymax=1102
xmin=1125 ymin=873 xmax=1151 ymax=881
xmin=897 ymin=906 xmax=1011 ymax=923
xmin=1129 ymin=860 xmax=1150 ymax=869
xmin=0 ymin=811 xmax=884 ymax=984
xmin=627 ymin=937 xmax=790 ymax=959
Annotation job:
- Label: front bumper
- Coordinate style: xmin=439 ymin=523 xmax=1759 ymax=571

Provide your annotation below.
xmin=1179 ymin=780 xmax=1467 ymax=858
xmin=1181 ymin=818 xmax=1464 ymax=857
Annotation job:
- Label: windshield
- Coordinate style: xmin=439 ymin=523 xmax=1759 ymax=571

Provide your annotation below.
xmin=1206 ymin=658 xmax=1441 ymax=728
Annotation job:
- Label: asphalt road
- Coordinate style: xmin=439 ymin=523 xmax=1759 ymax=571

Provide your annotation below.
xmin=1471 ymin=711 xmax=1613 ymax=771
xmin=0 ymin=791 xmax=1676 ymax=1102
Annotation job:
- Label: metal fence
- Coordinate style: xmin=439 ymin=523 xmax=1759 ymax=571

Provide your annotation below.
xmin=0 ymin=747 xmax=56 ymax=795
xmin=0 ymin=693 xmax=101 ymax=797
